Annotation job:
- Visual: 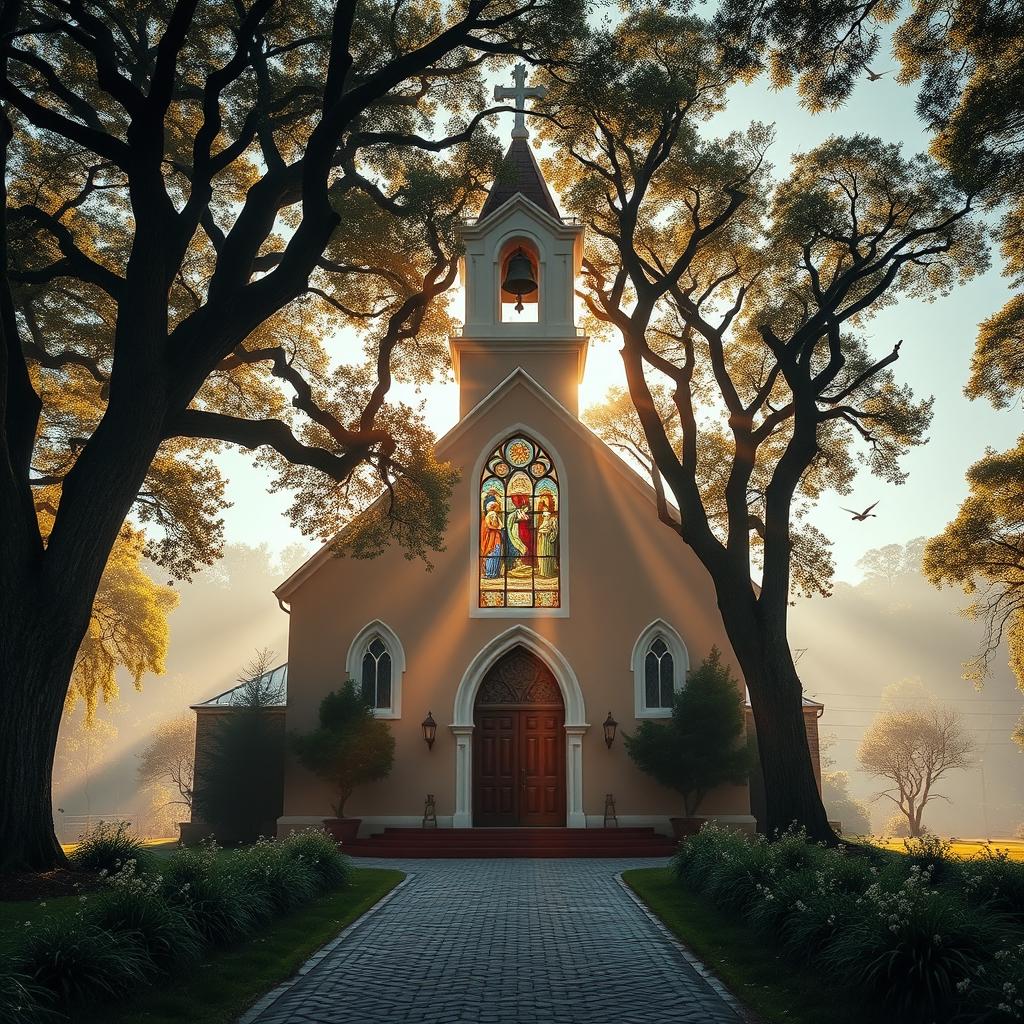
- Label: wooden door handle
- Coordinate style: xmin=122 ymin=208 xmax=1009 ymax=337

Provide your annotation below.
xmin=520 ymin=768 xmax=527 ymax=788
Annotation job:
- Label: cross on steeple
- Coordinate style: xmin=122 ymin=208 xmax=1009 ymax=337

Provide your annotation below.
xmin=493 ymin=63 xmax=548 ymax=140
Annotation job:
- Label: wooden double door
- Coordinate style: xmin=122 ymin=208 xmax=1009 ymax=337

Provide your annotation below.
xmin=474 ymin=707 xmax=565 ymax=827
xmin=473 ymin=646 xmax=567 ymax=827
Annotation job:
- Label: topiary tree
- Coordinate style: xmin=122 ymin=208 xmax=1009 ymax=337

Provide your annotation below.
xmin=625 ymin=648 xmax=752 ymax=818
xmin=292 ymin=682 xmax=395 ymax=818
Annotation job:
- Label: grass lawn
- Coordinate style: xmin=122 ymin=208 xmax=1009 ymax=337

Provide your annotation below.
xmin=3 ymin=867 xmax=403 ymax=1024
xmin=622 ymin=868 xmax=873 ymax=1024
xmin=869 ymin=837 xmax=1024 ymax=861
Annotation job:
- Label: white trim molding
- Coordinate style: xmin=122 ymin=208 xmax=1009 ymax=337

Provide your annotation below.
xmin=345 ymin=619 xmax=406 ymax=720
xmin=451 ymin=626 xmax=589 ymax=827
xmin=469 ymin=421 xmax=570 ymax=619
xmin=631 ymin=619 xmax=690 ymax=719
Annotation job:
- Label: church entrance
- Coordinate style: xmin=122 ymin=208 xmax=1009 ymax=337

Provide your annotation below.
xmin=473 ymin=646 xmax=566 ymax=827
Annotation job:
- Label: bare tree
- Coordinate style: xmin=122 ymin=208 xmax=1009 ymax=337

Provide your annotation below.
xmin=137 ymin=714 xmax=195 ymax=813
xmin=858 ymin=700 xmax=974 ymax=837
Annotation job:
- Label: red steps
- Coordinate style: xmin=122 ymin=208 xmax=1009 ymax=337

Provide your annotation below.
xmin=343 ymin=826 xmax=679 ymax=858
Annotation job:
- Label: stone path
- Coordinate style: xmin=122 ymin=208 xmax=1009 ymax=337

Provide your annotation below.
xmin=242 ymin=858 xmax=745 ymax=1024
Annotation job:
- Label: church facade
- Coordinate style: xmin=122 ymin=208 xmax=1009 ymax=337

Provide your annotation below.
xmin=194 ymin=72 xmax=823 ymax=840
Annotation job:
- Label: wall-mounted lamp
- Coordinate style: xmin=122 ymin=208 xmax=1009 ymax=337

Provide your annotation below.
xmin=421 ymin=711 xmax=437 ymax=750
xmin=603 ymin=711 xmax=618 ymax=749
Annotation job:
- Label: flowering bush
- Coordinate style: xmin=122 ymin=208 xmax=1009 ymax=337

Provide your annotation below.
xmin=68 ymin=820 xmax=148 ymax=875
xmin=670 ymin=824 xmax=1024 ymax=1023
xmin=11 ymin=833 xmax=353 ymax=1019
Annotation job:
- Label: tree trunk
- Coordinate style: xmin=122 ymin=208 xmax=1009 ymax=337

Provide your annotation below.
xmin=0 ymin=597 xmax=83 ymax=872
xmin=718 ymin=595 xmax=838 ymax=844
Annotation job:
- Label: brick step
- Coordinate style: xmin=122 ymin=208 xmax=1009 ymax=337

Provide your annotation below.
xmin=344 ymin=844 xmax=675 ymax=858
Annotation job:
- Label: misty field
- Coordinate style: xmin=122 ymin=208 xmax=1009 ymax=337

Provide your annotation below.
xmin=870 ymin=838 xmax=1024 ymax=862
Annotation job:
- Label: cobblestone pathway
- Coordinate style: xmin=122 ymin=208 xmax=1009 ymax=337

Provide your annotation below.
xmin=242 ymin=858 xmax=745 ymax=1024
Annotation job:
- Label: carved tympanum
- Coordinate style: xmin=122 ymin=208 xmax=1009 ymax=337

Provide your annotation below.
xmin=476 ymin=646 xmax=562 ymax=706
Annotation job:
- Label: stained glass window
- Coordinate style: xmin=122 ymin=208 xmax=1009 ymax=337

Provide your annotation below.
xmin=644 ymin=638 xmax=674 ymax=709
xmin=479 ymin=433 xmax=559 ymax=608
xmin=361 ymin=637 xmax=392 ymax=710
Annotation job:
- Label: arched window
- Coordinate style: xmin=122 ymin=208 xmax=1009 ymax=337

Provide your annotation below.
xmin=346 ymin=621 xmax=405 ymax=719
xmin=479 ymin=433 xmax=559 ymax=608
xmin=631 ymin=620 xmax=689 ymax=718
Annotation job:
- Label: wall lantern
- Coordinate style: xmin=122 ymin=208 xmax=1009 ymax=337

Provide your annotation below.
xmin=603 ymin=711 xmax=618 ymax=749
xmin=421 ymin=711 xmax=437 ymax=750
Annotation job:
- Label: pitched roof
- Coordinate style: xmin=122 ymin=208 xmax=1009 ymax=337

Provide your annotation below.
xmin=191 ymin=662 xmax=288 ymax=709
xmin=478 ymin=138 xmax=561 ymax=221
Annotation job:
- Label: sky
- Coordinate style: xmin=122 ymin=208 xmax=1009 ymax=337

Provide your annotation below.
xmin=214 ymin=53 xmax=1020 ymax=587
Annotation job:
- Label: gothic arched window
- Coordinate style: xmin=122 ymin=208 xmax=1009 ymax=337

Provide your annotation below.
xmin=631 ymin=620 xmax=689 ymax=718
xmin=479 ymin=434 xmax=559 ymax=608
xmin=346 ymin=620 xmax=405 ymax=718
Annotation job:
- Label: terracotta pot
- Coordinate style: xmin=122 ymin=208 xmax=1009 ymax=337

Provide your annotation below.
xmin=669 ymin=816 xmax=706 ymax=840
xmin=324 ymin=817 xmax=362 ymax=844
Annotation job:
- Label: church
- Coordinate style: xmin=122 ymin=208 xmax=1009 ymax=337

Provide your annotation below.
xmin=190 ymin=68 xmax=823 ymax=849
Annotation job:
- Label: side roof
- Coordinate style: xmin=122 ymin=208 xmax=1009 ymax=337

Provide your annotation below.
xmin=191 ymin=662 xmax=288 ymax=710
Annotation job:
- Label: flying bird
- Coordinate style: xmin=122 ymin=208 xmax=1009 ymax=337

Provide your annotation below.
xmin=863 ymin=66 xmax=892 ymax=82
xmin=841 ymin=501 xmax=880 ymax=521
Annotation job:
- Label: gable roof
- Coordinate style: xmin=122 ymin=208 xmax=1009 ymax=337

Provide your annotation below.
xmin=478 ymin=138 xmax=561 ymax=221
xmin=274 ymin=368 xmax=674 ymax=600
xmin=191 ymin=662 xmax=288 ymax=710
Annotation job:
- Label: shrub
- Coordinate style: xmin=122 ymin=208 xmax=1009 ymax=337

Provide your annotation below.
xmin=90 ymin=861 xmax=203 ymax=970
xmin=0 ymin=961 xmax=59 ymax=1024
xmin=68 ymin=820 xmax=148 ymax=875
xmin=20 ymin=918 xmax=151 ymax=1007
xmin=227 ymin=838 xmax=320 ymax=913
xmin=962 ymin=847 xmax=1024 ymax=923
xmin=291 ymin=681 xmax=395 ymax=818
xmin=160 ymin=845 xmax=261 ymax=946
xmin=624 ymin=649 xmax=751 ymax=817
xmin=279 ymin=828 xmax=352 ymax=891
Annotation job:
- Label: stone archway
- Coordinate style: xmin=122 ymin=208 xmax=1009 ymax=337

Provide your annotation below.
xmin=473 ymin=647 xmax=565 ymax=827
xmin=451 ymin=626 xmax=588 ymax=827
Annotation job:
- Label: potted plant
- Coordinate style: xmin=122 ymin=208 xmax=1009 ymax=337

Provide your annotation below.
xmin=292 ymin=681 xmax=395 ymax=844
xmin=625 ymin=647 xmax=752 ymax=840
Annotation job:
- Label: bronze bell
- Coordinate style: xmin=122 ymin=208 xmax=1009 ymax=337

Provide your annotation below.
xmin=502 ymin=248 xmax=537 ymax=311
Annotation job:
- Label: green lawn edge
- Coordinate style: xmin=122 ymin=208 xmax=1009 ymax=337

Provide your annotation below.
xmin=76 ymin=867 xmax=405 ymax=1024
xmin=621 ymin=867 xmax=872 ymax=1024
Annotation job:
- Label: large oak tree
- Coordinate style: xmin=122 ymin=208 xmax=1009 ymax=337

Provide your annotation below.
xmin=550 ymin=8 xmax=985 ymax=841
xmin=0 ymin=0 xmax=583 ymax=871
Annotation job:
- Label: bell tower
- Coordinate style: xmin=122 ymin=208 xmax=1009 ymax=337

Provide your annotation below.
xmin=451 ymin=65 xmax=587 ymax=418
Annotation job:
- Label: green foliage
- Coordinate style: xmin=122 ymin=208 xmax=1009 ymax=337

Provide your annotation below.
xmin=227 ymin=839 xmax=321 ymax=915
xmin=193 ymin=657 xmax=285 ymax=841
xmin=279 ymin=828 xmax=352 ymax=891
xmin=624 ymin=649 xmax=751 ymax=817
xmin=0 ymin=961 xmax=59 ymax=1024
xmin=19 ymin=919 xmax=151 ymax=1008
xmin=90 ymin=862 xmax=203 ymax=971
xmin=671 ymin=824 xmax=1024 ymax=1022
xmin=159 ymin=846 xmax=260 ymax=946
xmin=292 ymin=681 xmax=395 ymax=818
xmin=68 ymin=821 xmax=148 ymax=876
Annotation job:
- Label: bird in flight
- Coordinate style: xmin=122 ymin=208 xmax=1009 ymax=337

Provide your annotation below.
xmin=841 ymin=501 xmax=880 ymax=521
xmin=863 ymin=66 xmax=892 ymax=81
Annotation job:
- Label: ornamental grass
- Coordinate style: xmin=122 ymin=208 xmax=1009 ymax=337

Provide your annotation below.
xmin=671 ymin=824 xmax=1024 ymax=1023
xmin=4 ymin=825 xmax=351 ymax=1023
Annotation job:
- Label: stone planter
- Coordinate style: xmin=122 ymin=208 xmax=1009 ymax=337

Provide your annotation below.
xmin=669 ymin=816 xmax=706 ymax=840
xmin=324 ymin=817 xmax=362 ymax=844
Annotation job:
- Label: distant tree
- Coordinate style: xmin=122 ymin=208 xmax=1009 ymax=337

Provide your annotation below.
xmin=292 ymin=680 xmax=395 ymax=818
xmin=555 ymin=8 xmax=984 ymax=843
xmin=137 ymin=715 xmax=195 ymax=815
xmin=884 ymin=812 xmax=912 ymax=839
xmin=192 ymin=651 xmax=284 ymax=841
xmin=819 ymin=733 xmax=871 ymax=836
xmin=858 ymin=694 xmax=974 ymax=838
xmin=858 ymin=537 xmax=928 ymax=589
xmin=624 ymin=649 xmax=751 ymax=818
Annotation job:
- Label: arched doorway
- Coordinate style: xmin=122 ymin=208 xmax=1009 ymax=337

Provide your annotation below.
xmin=473 ymin=645 xmax=566 ymax=827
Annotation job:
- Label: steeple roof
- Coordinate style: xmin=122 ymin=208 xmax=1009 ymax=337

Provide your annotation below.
xmin=478 ymin=138 xmax=561 ymax=222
